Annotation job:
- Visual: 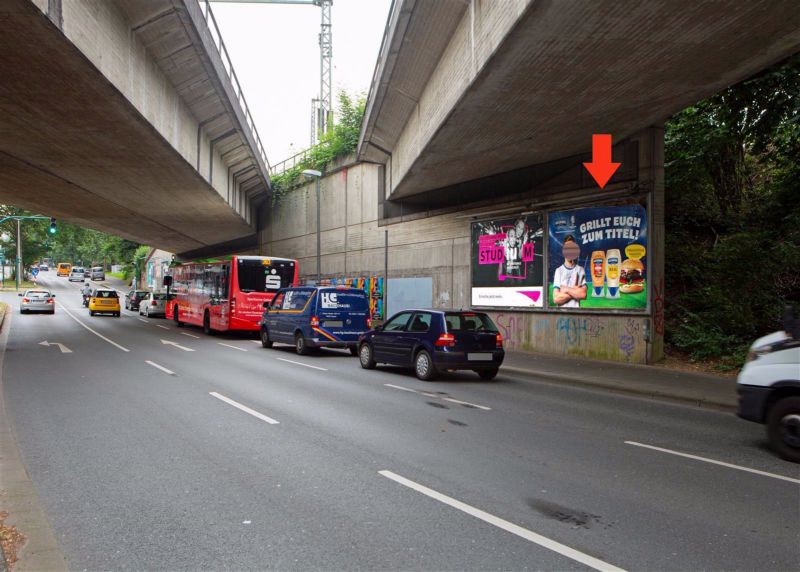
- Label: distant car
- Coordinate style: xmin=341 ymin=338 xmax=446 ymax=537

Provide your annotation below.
xmin=38 ymin=264 xmax=49 ymax=272
xmin=88 ymin=288 xmax=120 ymax=317
xmin=358 ymin=309 xmax=505 ymax=381
xmin=69 ymin=267 xmax=85 ymax=282
xmin=125 ymin=290 xmax=150 ymax=311
xmin=259 ymin=286 xmax=371 ymax=355
xmin=84 ymin=267 xmax=91 ymax=278
xmin=90 ymin=266 xmax=105 ymax=281
xmin=18 ymin=290 xmax=56 ymax=314
xmin=139 ymin=292 xmax=168 ymax=317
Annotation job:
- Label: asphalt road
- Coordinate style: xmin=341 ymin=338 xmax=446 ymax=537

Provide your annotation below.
xmin=1 ymin=273 xmax=798 ymax=570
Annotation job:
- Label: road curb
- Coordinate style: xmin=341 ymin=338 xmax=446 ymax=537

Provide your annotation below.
xmin=500 ymin=365 xmax=737 ymax=412
xmin=0 ymin=304 xmax=68 ymax=571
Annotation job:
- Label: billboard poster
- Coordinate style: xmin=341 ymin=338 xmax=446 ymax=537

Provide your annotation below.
xmin=471 ymin=214 xmax=544 ymax=308
xmin=548 ymin=204 xmax=647 ymax=310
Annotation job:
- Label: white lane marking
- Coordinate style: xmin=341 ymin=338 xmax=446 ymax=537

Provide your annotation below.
xmin=180 ymin=332 xmax=200 ymax=339
xmin=209 ymin=392 xmax=279 ymax=425
xmin=156 ymin=324 xmax=170 ymax=330
xmin=57 ymin=302 xmax=130 ymax=352
xmin=379 ymin=471 xmax=626 ymax=572
xmin=161 ymin=339 xmax=195 ymax=352
xmin=275 ymin=357 xmax=327 ymax=371
xmin=251 ymin=340 xmax=262 ymax=345
xmin=383 ymin=383 xmax=492 ymax=411
xmin=145 ymin=360 xmax=175 ymax=376
xmin=38 ymin=341 xmax=72 ymax=354
xmin=138 ymin=317 xmax=149 ymax=323
xmin=442 ymin=397 xmax=492 ymax=411
xmin=625 ymin=441 xmax=800 ymax=485
xmin=218 ymin=342 xmax=247 ymax=352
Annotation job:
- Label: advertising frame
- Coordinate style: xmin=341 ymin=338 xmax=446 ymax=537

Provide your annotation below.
xmin=468 ymin=193 xmax=651 ymax=316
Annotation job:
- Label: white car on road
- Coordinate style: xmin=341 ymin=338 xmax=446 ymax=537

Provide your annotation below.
xmin=19 ymin=290 xmax=56 ymax=314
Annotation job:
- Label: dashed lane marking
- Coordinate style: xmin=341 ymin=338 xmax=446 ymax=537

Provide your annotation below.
xmin=209 ymin=392 xmax=279 ymax=425
xmin=145 ymin=360 xmax=175 ymax=376
xmin=275 ymin=357 xmax=327 ymax=371
xmin=383 ymin=383 xmax=491 ymax=411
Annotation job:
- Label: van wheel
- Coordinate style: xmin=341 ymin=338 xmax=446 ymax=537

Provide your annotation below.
xmin=414 ymin=349 xmax=437 ymax=381
xmin=477 ymin=368 xmax=499 ymax=381
xmin=767 ymin=396 xmax=800 ymax=463
xmin=349 ymin=345 xmax=359 ymax=357
xmin=260 ymin=329 xmax=273 ymax=348
xmin=295 ymin=333 xmax=309 ymax=355
xmin=203 ymin=311 xmax=213 ymax=335
xmin=359 ymin=343 xmax=376 ymax=369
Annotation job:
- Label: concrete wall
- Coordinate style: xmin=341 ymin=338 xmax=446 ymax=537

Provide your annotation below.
xmin=260 ymin=128 xmax=664 ymax=364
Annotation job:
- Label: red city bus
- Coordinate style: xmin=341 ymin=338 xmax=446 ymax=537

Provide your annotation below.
xmin=167 ymin=255 xmax=298 ymax=333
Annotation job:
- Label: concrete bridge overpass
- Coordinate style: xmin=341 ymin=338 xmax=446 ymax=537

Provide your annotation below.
xmin=0 ymin=0 xmax=271 ymax=255
xmin=358 ymin=0 xmax=800 ymax=204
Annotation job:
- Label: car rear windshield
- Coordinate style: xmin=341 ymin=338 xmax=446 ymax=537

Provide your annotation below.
xmin=27 ymin=291 xmax=49 ymax=296
xmin=92 ymin=267 xmax=103 ymax=272
xmin=444 ymin=312 xmax=497 ymax=332
xmin=72 ymin=268 xmax=84 ymax=273
xmin=135 ymin=291 xmax=149 ymax=296
xmin=318 ymin=290 xmax=369 ymax=312
xmin=237 ymin=259 xmax=295 ymax=293
xmin=95 ymin=291 xmax=118 ymax=298
xmin=152 ymin=293 xmax=167 ymax=300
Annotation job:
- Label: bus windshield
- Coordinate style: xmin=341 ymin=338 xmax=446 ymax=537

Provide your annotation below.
xmin=237 ymin=259 xmax=296 ymax=293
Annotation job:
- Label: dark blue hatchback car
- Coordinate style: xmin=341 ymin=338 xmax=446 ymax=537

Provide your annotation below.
xmin=260 ymin=286 xmax=371 ymax=355
xmin=358 ymin=309 xmax=504 ymax=381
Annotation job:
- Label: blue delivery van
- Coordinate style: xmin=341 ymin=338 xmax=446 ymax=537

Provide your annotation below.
xmin=259 ymin=286 xmax=371 ymax=355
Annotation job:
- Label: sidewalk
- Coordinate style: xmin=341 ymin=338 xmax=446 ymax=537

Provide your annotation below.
xmin=500 ymin=350 xmax=738 ymax=411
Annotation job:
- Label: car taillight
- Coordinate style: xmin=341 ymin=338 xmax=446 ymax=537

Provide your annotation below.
xmin=151 ymin=300 xmax=157 ymax=305
xmin=496 ymin=332 xmax=503 ymax=348
xmin=310 ymin=315 xmax=320 ymax=327
xmin=435 ymin=332 xmax=456 ymax=347
xmin=22 ymin=298 xmax=30 ymax=303
xmin=47 ymin=298 xmax=54 ymax=304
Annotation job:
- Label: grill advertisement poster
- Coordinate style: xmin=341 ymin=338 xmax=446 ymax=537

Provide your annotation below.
xmin=548 ymin=204 xmax=647 ymax=309
xmin=471 ymin=214 xmax=544 ymax=308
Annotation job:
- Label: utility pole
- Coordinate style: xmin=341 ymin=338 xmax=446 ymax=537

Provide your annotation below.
xmin=209 ymin=0 xmax=334 ymax=140
xmin=16 ymin=219 xmax=21 ymax=291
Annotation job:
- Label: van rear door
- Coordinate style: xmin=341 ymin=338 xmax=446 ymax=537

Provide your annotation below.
xmin=315 ymin=288 xmax=370 ymax=341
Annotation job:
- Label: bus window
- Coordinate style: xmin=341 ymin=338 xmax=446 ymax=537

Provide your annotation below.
xmin=237 ymin=259 xmax=295 ymax=293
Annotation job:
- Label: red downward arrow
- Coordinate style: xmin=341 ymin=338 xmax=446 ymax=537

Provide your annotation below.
xmin=583 ymin=134 xmax=621 ymax=189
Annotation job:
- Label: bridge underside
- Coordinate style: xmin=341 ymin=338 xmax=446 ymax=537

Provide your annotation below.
xmin=361 ymin=0 xmax=800 ymax=201
xmin=0 ymin=0 xmax=255 ymax=253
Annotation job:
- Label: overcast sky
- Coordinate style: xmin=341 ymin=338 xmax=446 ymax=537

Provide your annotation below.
xmin=212 ymin=0 xmax=393 ymax=164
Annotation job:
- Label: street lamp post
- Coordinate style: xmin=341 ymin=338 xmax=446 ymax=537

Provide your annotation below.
xmin=302 ymin=169 xmax=323 ymax=283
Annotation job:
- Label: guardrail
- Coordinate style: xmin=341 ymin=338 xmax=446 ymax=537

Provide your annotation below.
xmin=269 ymin=139 xmax=333 ymax=176
xmin=198 ymin=0 xmax=271 ymax=174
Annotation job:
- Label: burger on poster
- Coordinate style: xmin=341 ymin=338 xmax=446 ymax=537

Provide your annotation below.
xmin=620 ymin=258 xmax=644 ymax=294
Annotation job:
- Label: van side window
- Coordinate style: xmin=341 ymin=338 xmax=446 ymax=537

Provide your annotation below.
xmin=284 ymin=290 xmax=310 ymax=310
xmin=271 ymin=292 xmax=285 ymax=308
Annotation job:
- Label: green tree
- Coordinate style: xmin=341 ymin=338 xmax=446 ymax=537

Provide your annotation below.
xmin=664 ymin=54 xmax=799 ymax=366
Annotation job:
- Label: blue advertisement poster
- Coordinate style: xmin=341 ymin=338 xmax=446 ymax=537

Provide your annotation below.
xmin=548 ymin=204 xmax=647 ymax=309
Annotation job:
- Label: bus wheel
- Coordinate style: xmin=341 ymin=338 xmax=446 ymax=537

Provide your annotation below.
xmin=295 ymin=333 xmax=309 ymax=355
xmin=203 ymin=311 xmax=213 ymax=335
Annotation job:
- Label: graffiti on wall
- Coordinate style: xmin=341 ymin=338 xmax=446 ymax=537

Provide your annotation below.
xmin=313 ymin=276 xmax=385 ymax=321
xmin=653 ymin=277 xmax=664 ymax=336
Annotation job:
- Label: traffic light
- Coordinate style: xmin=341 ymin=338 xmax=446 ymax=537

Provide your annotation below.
xmin=49 ymin=217 xmax=57 ymax=234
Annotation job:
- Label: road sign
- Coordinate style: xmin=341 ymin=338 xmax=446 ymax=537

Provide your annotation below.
xmin=31 ymin=267 xmax=39 ymax=276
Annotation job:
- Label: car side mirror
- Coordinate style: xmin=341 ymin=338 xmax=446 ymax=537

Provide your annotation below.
xmin=51 ymin=294 xmax=56 ymax=298
xmin=17 ymin=293 xmax=22 ymax=297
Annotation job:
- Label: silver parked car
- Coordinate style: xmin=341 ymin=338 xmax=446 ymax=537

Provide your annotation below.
xmin=90 ymin=266 xmax=105 ymax=281
xmin=84 ymin=267 xmax=91 ymax=278
xmin=139 ymin=292 xmax=168 ymax=317
xmin=69 ymin=267 xmax=85 ymax=282
xmin=19 ymin=290 xmax=56 ymax=314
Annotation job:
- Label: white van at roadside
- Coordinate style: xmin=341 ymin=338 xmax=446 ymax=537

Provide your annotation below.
xmin=737 ymin=307 xmax=800 ymax=463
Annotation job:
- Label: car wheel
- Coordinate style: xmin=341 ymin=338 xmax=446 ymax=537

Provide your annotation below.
xmin=767 ymin=396 xmax=800 ymax=463
xmin=359 ymin=343 xmax=376 ymax=369
xmin=49 ymin=310 xmax=55 ymax=315
xmin=203 ymin=311 xmax=213 ymax=335
xmin=477 ymin=368 xmax=499 ymax=381
xmin=115 ymin=312 xmax=120 ymax=317
xmin=89 ymin=310 xmax=95 ymax=316
xmin=414 ymin=349 xmax=437 ymax=381
xmin=294 ymin=333 xmax=309 ymax=355
xmin=260 ymin=329 xmax=274 ymax=348
xmin=19 ymin=309 xmax=25 ymax=315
